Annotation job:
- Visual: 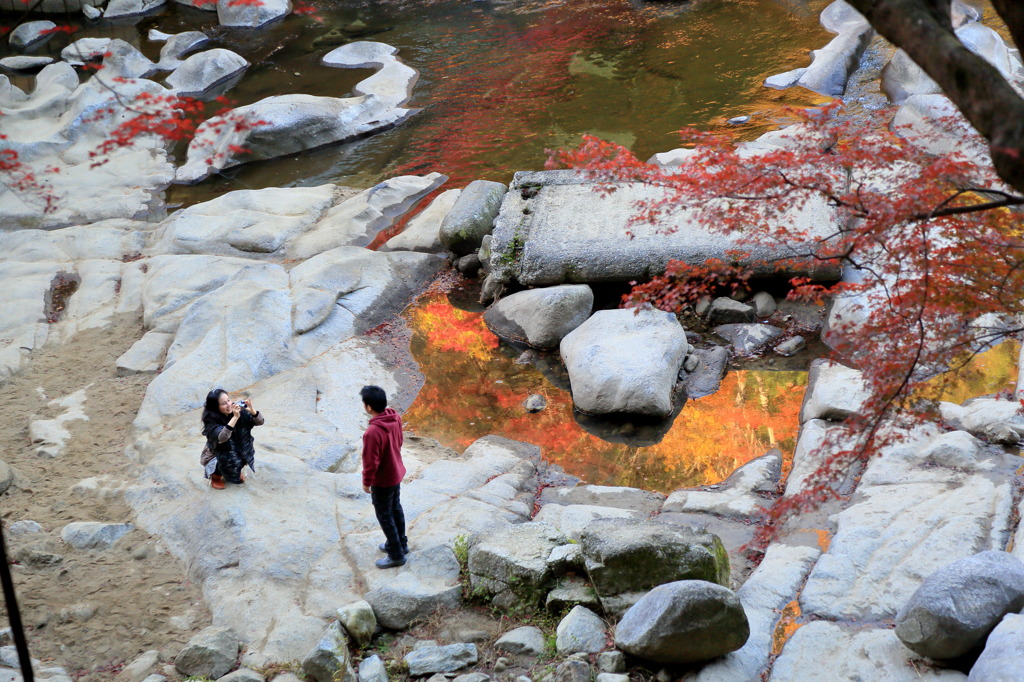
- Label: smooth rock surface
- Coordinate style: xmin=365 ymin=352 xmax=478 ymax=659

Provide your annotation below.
xmin=10 ymin=21 xmax=56 ymax=49
xmin=799 ymin=359 xmax=870 ymax=424
xmin=712 ymin=323 xmax=783 ymax=354
xmin=383 ymin=189 xmax=461 ymax=253
xmin=560 ymin=306 xmax=687 ymax=418
xmin=800 ymin=426 xmax=1020 ymax=621
xmin=217 ymin=0 xmax=291 ymax=27
xmin=968 ymin=613 xmax=1024 ymax=681
xmin=165 ymin=48 xmax=248 ymax=97
xmin=495 ymin=626 xmax=546 ymax=657
xmin=770 ymin=621 xmax=966 ymax=681
xmin=484 ymin=285 xmax=593 ymax=350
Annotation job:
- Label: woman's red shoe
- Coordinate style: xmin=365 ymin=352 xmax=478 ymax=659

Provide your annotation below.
xmin=210 ymin=473 xmax=226 ymax=490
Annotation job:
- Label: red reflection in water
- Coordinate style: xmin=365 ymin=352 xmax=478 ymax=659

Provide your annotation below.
xmin=403 ymin=294 xmax=806 ymax=492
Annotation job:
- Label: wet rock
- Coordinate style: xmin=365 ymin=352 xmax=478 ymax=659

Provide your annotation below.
xmin=357 ymin=655 xmax=387 ymax=682
xmin=541 ymin=487 xmax=657 ymax=517
xmin=579 ymin=518 xmax=729 ymax=615
xmin=337 ymin=600 xmax=375 ymax=648
xmin=799 ymin=359 xmax=870 ymax=424
xmin=116 ymin=331 xmax=173 ymax=376
xmin=383 ymin=189 xmax=462 ymax=253
xmin=165 ymin=48 xmax=248 ymax=98
xmin=60 ymin=521 xmax=133 ymax=550
xmin=60 ymin=37 xmax=111 ymax=64
xmin=895 ymin=550 xmax=1024 ymax=660
xmin=468 ymin=522 xmax=567 ymax=608
xmin=560 ymin=306 xmax=687 ymax=418
xmin=1 ymin=56 xmax=54 ymax=72
xmin=523 ymin=394 xmax=547 ymax=413
xmin=706 ymin=297 xmax=755 ymax=325
xmin=456 ymin=253 xmax=482 ymax=276
xmin=555 ymin=605 xmax=606 ymax=654
xmin=151 ymin=30 xmax=209 ymax=69
xmin=177 ymin=43 xmax=420 ymax=183
xmin=769 ymin=621 xmax=965 ymax=681
xmin=174 ymin=627 xmax=239 ymax=679
xmin=103 ymin=0 xmax=166 ymax=19
xmin=484 ymin=284 xmax=593 ymax=350
xmin=405 ymin=644 xmax=478 ymax=676
xmin=302 ymin=622 xmax=354 ymax=682
xmin=82 ymin=4 xmax=101 ymax=18
xmin=439 ymin=180 xmax=507 ymax=256
xmin=10 ymin=21 xmax=57 ymax=49
xmin=766 ymin=67 xmax=809 ymax=90
xmin=685 ymin=346 xmax=730 ymax=399
xmin=217 ymin=0 xmax=291 ymax=27
xmin=615 ymin=581 xmax=749 ymax=664
xmin=712 ymin=323 xmax=783 ymax=354
xmin=969 ymin=613 xmax=1024 ymax=681
xmin=796 ymin=2 xmax=873 ymax=96
xmin=774 ymin=335 xmax=805 ymax=356
xmin=99 ymin=40 xmax=157 ymax=80
xmin=495 ymin=626 xmax=546 ymax=657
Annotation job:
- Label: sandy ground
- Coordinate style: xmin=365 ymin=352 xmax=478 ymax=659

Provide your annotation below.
xmin=0 ymin=315 xmax=210 ymax=680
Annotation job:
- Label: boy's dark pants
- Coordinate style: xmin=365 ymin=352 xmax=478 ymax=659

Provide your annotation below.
xmin=371 ymin=484 xmax=407 ymax=560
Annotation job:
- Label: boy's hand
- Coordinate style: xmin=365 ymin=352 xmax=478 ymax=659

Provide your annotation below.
xmin=363 ymin=485 xmax=371 ymax=494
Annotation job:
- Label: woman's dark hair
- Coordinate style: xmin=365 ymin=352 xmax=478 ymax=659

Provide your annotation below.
xmin=202 ymin=388 xmax=230 ymax=427
xmin=360 ymin=385 xmax=388 ymax=413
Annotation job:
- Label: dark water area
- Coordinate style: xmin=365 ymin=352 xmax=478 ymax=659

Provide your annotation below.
xmin=2 ymin=0 xmax=834 ymax=204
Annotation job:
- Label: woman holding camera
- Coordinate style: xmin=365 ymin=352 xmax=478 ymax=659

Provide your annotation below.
xmin=201 ymin=388 xmax=264 ymax=489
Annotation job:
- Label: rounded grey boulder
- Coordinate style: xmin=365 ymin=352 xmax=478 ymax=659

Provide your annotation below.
xmin=439 ymin=180 xmax=507 ymax=255
xmin=484 ymin=284 xmax=593 ymax=350
xmin=969 ymin=613 xmax=1024 ymax=681
xmin=615 ymin=580 xmax=749 ymax=664
xmin=895 ymin=550 xmax=1024 ymax=660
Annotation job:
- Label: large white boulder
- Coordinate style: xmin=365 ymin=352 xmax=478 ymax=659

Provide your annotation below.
xmin=217 ymin=0 xmax=290 ymax=27
xmin=176 ymin=42 xmax=419 ymax=184
xmin=560 ymin=306 xmax=687 ymax=418
xmin=165 ymin=48 xmax=248 ymax=98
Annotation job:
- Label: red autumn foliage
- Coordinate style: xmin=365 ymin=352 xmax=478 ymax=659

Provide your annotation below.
xmin=549 ymin=101 xmax=1024 ymax=539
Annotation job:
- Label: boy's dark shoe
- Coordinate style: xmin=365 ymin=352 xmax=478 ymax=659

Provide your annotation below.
xmin=375 ymin=555 xmax=407 ymax=569
xmin=379 ymin=542 xmax=409 ymax=554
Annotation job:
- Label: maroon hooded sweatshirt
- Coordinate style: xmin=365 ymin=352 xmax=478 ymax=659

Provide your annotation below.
xmin=362 ymin=408 xmax=406 ymax=488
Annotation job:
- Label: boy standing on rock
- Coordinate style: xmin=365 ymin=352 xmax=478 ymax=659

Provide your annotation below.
xmin=360 ymin=385 xmax=409 ymax=569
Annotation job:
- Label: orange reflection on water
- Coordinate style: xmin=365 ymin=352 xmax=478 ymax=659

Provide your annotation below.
xmin=403 ymin=294 xmax=806 ymax=493
xmin=916 ymin=340 xmax=1020 ymax=406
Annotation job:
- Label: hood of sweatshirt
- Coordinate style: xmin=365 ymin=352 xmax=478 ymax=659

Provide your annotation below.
xmin=369 ymin=407 xmax=402 ymax=432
